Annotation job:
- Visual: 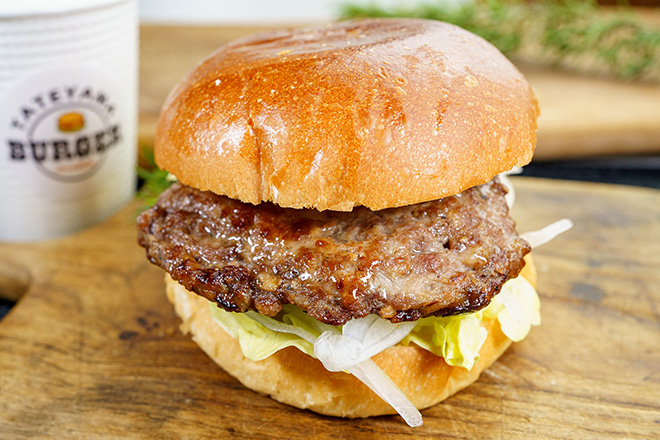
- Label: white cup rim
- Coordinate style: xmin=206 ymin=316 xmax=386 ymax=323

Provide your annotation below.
xmin=0 ymin=0 xmax=130 ymax=19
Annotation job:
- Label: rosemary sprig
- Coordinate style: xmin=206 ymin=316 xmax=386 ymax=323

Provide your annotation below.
xmin=339 ymin=0 xmax=660 ymax=81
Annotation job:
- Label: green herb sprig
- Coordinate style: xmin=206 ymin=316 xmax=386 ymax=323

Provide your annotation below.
xmin=136 ymin=148 xmax=174 ymax=209
xmin=340 ymin=0 xmax=660 ymax=81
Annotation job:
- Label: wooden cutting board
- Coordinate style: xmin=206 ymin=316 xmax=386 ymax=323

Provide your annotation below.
xmin=137 ymin=25 xmax=660 ymax=162
xmin=1 ymin=177 xmax=659 ymax=439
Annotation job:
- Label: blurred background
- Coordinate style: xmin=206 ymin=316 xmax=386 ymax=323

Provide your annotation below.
xmin=136 ymin=0 xmax=660 ymax=189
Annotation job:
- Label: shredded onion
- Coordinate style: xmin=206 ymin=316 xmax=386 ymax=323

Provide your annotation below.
xmin=521 ymin=218 xmax=573 ymax=248
xmin=315 ymin=315 xmax=417 ymax=371
xmin=498 ymin=166 xmax=522 ymax=208
xmin=246 ymin=310 xmax=325 ymax=343
xmin=498 ymin=168 xmax=573 ymax=249
xmin=349 ymin=360 xmax=423 ymax=427
xmin=246 ymin=311 xmax=422 ymax=426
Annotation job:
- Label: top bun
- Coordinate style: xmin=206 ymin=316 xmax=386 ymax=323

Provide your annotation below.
xmin=155 ymin=18 xmax=539 ymax=211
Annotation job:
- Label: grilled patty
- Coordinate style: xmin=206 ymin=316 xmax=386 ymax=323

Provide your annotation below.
xmin=137 ymin=179 xmax=530 ymax=325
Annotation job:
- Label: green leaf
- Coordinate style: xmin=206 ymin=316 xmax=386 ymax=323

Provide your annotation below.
xmin=208 ymin=276 xmax=541 ymax=370
xmin=339 ymin=0 xmax=660 ymax=81
xmin=136 ymin=147 xmax=175 ymax=210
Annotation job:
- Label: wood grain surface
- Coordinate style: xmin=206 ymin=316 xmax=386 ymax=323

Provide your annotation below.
xmin=137 ymin=24 xmax=660 ymax=162
xmin=1 ymin=177 xmax=659 ymax=439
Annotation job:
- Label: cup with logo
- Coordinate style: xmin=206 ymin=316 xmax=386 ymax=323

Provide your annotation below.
xmin=0 ymin=0 xmax=138 ymax=241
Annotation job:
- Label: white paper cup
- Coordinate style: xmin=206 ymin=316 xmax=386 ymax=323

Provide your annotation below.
xmin=0 ymin=0 xmax=138 ymax=241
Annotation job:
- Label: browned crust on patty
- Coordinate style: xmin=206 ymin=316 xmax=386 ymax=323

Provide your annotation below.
xmin=137 ymin=179 xmax=530 ymax=325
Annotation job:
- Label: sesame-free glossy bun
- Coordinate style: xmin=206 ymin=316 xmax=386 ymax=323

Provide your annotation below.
xmin=155 ymin=18 xmax=538 ymax=211
xmin=164 ymin=257 xmax=536 ymax=418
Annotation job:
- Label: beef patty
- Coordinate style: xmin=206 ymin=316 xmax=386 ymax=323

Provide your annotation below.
xmin=137 ymin=179 xmax=530 ymax=325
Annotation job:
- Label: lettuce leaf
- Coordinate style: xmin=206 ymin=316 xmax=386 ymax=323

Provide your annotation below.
xmin=483 ymin=275 xmax=541 ymax=342
xmin=399 ymin=312 xmax=487 ymax=370
xmin=209 ymin=275 xmax=540 ymax=369
xmin=209 ymin=304 xmax=316 ymax=361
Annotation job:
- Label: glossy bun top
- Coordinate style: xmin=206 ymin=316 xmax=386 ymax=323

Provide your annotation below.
xmin=155 ymin=18 xmax=539 ymax=211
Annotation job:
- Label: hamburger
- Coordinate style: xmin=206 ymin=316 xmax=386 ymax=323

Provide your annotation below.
xmin=137 ymin=18 xmax=544 ymax=427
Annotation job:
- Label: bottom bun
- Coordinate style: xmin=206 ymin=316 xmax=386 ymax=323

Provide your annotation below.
xmin=165 ymin=257 xmax=536 ymax=418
